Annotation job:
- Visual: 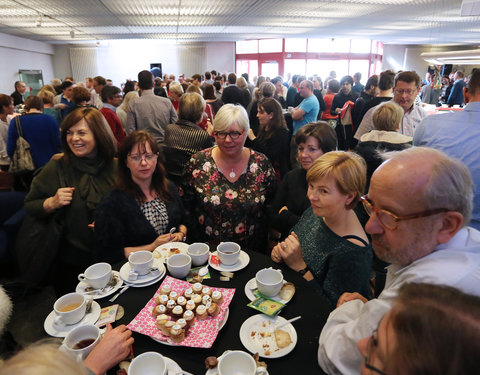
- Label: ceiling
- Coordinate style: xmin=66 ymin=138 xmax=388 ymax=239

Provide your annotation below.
xmin=0 ymin=0 xmax=479 ymax=45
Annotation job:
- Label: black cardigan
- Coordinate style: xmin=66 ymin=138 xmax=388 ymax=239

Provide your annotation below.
xmin=93 ymin=182 xmax=185 ymax=264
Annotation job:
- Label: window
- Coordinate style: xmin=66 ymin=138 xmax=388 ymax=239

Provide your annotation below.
xmin=259 ymin=38 xmax=282 ymax=53
xmin=350 ymin=39 xmax=372 ymax=53
xmin=236 ymin=60 xmax=258 ymax=79
xmin=349 ymin=60 xmax=370 ymax=80
xmin=284 ymin=59 xmax=306 ymax=76
xmin=236 ymin=40 xmax=258 ymax=54
xmin=285 ymin=38 xmax=307 ymax=52
xmin=261 ymin=61 xmax=279 ymax=78
xmin=308 ymin=38 xmax=350 ymax=53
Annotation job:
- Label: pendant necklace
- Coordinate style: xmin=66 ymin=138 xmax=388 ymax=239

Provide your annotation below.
xmin=229 ymin=169 xmax=236 ymax=179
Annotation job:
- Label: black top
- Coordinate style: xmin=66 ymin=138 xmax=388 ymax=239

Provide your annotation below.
xmin=360 ymin=96 xmax=392 ymax=120
xmin=313 ymin=89 xmax=327 ymax=119
xmin=270 ymin=168 xmax=310 ymax=238
xmin=10 ymin=90 xmax=23 ymax=106
xmin=330 ymin=90 xmax=360 ymax=116
xmin=222 ymin=85 xmax=247 ymax=109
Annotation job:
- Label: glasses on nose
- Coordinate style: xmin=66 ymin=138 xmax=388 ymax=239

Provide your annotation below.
xmin=361 ymin=196 xmax=449 ymax=231
xmin=364 ymin=329 xmax=388 ymax=375
xmin=114 ymin=94 xmax=123 ymax=98
xmin=214 ymin=131 xmax=244 ymax=140
xmin=127 ymin=153 xmax=158 ymax=163
xmin=394 ymin=88 xmax=416 ymax=96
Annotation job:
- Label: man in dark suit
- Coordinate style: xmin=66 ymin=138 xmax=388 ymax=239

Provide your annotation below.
xmin=10 ymin=81 xmax=26 ymax=106
xmin=447 ymin=71 xmax=467 ymax=106
xmin=221 ymin=73 xmax=246 ymax=108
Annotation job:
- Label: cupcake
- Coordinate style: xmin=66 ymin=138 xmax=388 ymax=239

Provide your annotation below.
xmin=176 ymin=318 xmax=188 ymax=330
xmin=202 ymin=287 xmax=212 ymax=296
xmin=186 ymin=299 xmax=196 ymax=311
xmin=192 ymin=294 xmax=202 ymax=305
xmin=192 ymin=282 xmax=203 ymax=294
xmin=155 ymin=294 xmax=169 ymax=305
xmin=172 ymin=305 xmax=184 ymax=320
xmin=152 ymin=304 xmax=167 ymax=317
xmin=160 ymin=319 xmax=175 ymax=336
xmin=207 ymin=302 xmax=220 ymax=317
xmin=168 ymin=291 xmax=178 ymax=301
xmin=183 ymin=310 xmax=195 ymax=327
xmin=177 ymin=296 xmax=187 ymax=307
xmin=160 ymin=285 xmax=171 ymax=295
xmin=183 ymin=287 xmax=194 ymax=299
xmin=156 ymin=314 xmax=170 ymax=330
xmin=170 ymin=324 xmax=185 ymax=343
xmin=202 ymin=294 xmax=212 ymax=305
xmin=212 ymin=290 xmax=223 ymax=304
xmin=196 ymin=304 xmax=208 ymax=320
xmin=166 ymin=299 xmax=176 ymax=314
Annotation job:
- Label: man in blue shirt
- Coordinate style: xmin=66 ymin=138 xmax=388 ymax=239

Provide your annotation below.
xmin=291 ymin=79 xmax=319 ymax=135
xmin=414 ymin=69 xmax=480 ymax=230
xmin=447 ymin=71 xmax=466 ymax=106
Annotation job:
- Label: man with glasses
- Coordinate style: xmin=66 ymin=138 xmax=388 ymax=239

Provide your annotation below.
xmin=354 ymin=71 xmax=426 ymax=140
xmin=11 ymin=81 xmax=27 ymax=106
xmin=318 ymin=147 xmax=480 ymax=374
xmin=100 ymin=85 xmax=126 ymax=144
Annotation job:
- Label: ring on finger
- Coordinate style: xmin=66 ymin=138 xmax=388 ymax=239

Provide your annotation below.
xmin=282 ymin=244 xmax=287 ymax=249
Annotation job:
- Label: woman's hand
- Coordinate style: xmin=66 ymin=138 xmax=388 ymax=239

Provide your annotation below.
xmin=247 ymin=128 xmax=256 ymax=141
xmin=276 ymin=232 xmax=307 ymax=272
xmin=153 ymin=233 xmax=174 ymax=247
xmin=84 ymin=324 xmax=134 ymax=375
xmin=43 ymin=187 xmax=75 ymax=213
xmin=170 ymin=232 xmax=185 ymax=242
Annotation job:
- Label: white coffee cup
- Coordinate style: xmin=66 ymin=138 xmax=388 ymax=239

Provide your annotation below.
xmin=217 ymin=242 xmax=241 ymax=266
xmin=53 ymin=292 xmax=87 ymax=327
xmin=78 ymin=262 xmax=112 ymax=289
xmin=166 ymin=253 xmax=192 ymax=279
xmin=218 ymin=350 xmax=258 ymax=375
xmin=187 ymin=243 xmax=210 ymax=266
xmin=128 ymin=351 xmax=167 ymax=375
xmin=60 ymin=324 xmax=101 ymax=361
xmin=129 ymin=250 xmax=154 ymax=276
xmin=256 ymin=268 xmax=284 ymax=297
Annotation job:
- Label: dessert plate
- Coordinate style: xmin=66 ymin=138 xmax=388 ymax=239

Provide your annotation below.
xmin=208 ymin=250 xmax=250 ymax=272
xmin=244 ymin=278 xmax=291 ymax=304
xmin=119 ymin=259 xmax=166 ymax=286
xmin=153 ymin=242 xmax=189 ymax=263
xmin=44 ymin=301 xmax=101 ymax=338
xmin=75 ymin=271 xmax=123 ymax=299
xmin=239 ymin=314 xmax=297 ymax=358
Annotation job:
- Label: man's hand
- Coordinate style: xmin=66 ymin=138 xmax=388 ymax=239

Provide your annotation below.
xmin=336 ymin=292 xmax=368 ymax=308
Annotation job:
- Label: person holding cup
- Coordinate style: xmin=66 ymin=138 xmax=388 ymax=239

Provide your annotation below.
xmin=94 ymin=130 xmax=187 ymax=264
xmin=271 ymin=151 xmax=372 ymax=309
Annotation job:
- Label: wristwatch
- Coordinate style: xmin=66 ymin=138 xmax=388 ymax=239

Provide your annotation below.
xmin=298 ymin=266 xmax=310 ymax=276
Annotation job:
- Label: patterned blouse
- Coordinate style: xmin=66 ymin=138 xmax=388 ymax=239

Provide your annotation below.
xmin=138 ymin=198 xmax=169 ymax=235
xmin=183 ymin=147 xmax=277 ymax=252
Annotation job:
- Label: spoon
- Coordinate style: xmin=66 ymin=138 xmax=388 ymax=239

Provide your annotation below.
xmin=198 ymin=264 xmax=209 ymax=277
xmin=275 ymin=316 xmax=302 ymax=331
xmin=169 ymin=227 xmax=176 ymax=234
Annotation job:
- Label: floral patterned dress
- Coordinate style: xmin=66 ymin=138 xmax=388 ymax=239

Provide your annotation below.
xmin=183 ymin=147 xmax=276 ymax=252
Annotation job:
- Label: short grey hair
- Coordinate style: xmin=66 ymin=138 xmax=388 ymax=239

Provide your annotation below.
xmin=261 ymin=82 xmax=275 ymax=98
xmin=169 ymin=82 xmax=184 ymax=97
xmin=385 ymin=147 xmax=473 ymax=226
xmin=236 ymin=76 xmax=247 ymax=89
xmin=213 ymin=104 xmax=250 ymax=133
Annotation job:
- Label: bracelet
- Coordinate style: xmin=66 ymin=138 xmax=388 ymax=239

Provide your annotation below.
xmin=298 ymin=266 xmax=310 ymax=276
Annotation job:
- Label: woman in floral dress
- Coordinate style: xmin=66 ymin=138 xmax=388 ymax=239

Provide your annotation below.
xmin=183 ymin=104 xmax=277 ymax=253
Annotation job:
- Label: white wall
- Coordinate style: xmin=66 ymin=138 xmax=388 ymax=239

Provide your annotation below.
xmin=0 ymin=33 xmax=55 ymax=94
xmin=52 ymin=45 xmax=73 ymax=81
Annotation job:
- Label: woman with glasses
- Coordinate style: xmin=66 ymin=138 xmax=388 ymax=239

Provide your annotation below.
xmin=94 ymin=130 xmax=186 ymax=264
xmin=358 ymin=282 xmax=480 ymax=375
xmin=183 ymin=104 xmax=276 ymax=252
xmin=247 ymin=98 xmax=290 ymax=182
xmin=271 ymin=151 xmax=372 ymax=309
xmin=24 ymin=107 xmax=117 ymax=295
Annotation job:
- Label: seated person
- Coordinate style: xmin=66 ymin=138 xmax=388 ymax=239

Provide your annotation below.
xmin=270 ymin=122 xmax=337 ymax=240
xmin=355 ymin=101 xmax=412 ymax=191
xmin=271 ymin=151 xmax=372 ymax=309
xmin=318 ymin=147 xmax=480 ymax=374
xmin=94 ymin=130 xmax=187 ymax=264
xmin=358 ymin=283 xmax=480 ymax=374
xmin=0 ymin=324 xmax=133 ymax=375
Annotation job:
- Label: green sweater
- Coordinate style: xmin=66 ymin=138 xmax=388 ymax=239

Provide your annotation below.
xmin=24 ymin=155 xmax=117 ymax=266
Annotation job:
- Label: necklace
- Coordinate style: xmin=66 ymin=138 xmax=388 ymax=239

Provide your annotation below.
xmin=229 ymin=169 xmax=236 ymax=179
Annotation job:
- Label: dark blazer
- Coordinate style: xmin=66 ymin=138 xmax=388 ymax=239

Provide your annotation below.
xmin=447 ymin=79 xmax=466 ymax=106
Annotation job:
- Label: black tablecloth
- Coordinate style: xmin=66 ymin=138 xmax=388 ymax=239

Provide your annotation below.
xmin=107 ymin=250 xmax=330 ymax=374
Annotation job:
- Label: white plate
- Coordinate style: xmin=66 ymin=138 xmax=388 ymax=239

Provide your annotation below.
xmin=208 ymin=250 xmax=250 ymax=272
xmin=239 ymin=314 xmax=297 ymax=358
xmin=153 ymin=242 xmax=189 ymax=263
xmin=119 ymin=259 xmax=166 ymax=286
xmin=205 ymin=350 xmax=270 ymax=375
xmin=44 ymin=301 xmax=101 ymax=338
xmin=151 ymin=308 xmax=230 ymax=346
xmin=244 ymin=278 xmax=291 ymax=304
xmin=75 ymin=271 xmax=123 ymax=299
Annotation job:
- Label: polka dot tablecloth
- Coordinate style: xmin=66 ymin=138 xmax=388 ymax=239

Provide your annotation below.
xmin=127 ymin=276 xmax=235 ymax=348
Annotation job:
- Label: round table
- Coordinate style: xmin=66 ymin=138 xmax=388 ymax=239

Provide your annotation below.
xmin=107 ymin=250 xmax=330 ymax=374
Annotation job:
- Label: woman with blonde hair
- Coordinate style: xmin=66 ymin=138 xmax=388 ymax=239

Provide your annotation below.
xmin=272 ymin=151 xmax=372 ymax=309
xmin=116 ymin=90 xmax=138 ymax=132
xmin=168 ymin=81 xmax=184 ymax=111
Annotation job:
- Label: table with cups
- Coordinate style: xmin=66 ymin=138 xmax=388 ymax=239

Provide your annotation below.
xmin=46 ymin=242 xmax=331 ymax=375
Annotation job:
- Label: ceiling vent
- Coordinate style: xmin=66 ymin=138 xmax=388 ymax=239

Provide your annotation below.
xmin=461 ymin=0 xmax=480 ymax=16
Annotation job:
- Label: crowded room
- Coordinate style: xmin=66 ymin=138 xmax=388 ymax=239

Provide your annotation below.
xmin=1 ymin=0 xmax=480 ymax=374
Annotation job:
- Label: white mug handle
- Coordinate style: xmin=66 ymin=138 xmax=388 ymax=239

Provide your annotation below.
xmin=54 ymin=315 xmax=66 ymax=328
xmin=128 ymin=270 xmax=139 ymax=281
xmin=78 ymin=273 xmax=87 ymax=282
xmin=256 ymin=366 xmax=268 ymax=375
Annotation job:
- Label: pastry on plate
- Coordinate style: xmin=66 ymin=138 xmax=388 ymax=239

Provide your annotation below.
xmin=170 ymin=324 xmax=185 ymax=343
xmin=274 ymin=329 xmax=292 ymax=349
xmin=207 ymin=302 xmax=220 ymax=317
xmin=278 ymin=282 xmax=295 ymax=301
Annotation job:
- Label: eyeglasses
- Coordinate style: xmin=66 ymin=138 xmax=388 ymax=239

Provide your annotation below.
xmin=214 ymin=131 xmax=244 ymax=140
xmin=127 ymin=153 xmax=158 ymax=163
xmin=394 ymin=88 xmax=417 ymax=96
xmin=113 ymin=94 xmax=123 ymax=98
xmin=364 ymin=329 xmax=388 ymax=375
xmin=361 ymin=196 xmax=450 ymax=231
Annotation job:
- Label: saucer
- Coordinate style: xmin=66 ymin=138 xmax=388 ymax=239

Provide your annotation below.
xmin=209 ymin=250 xmax=250 ymax=272
xmin=240 ymin=314 xmax=297 ymax=358
xmin=205 ymin=350 xmax=270 ymax=375
xmin=119 ymin=258 xmax=166 ymax=286
xmin=244 ymin=278 xmax=291 ymax=304
xmin=75 ymin=271 xmax=123 ymax=300
xmin=153 ymin=242 xmax=189 ymax=263
xmin=44 ymin=301 xmax=101 ymax=338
